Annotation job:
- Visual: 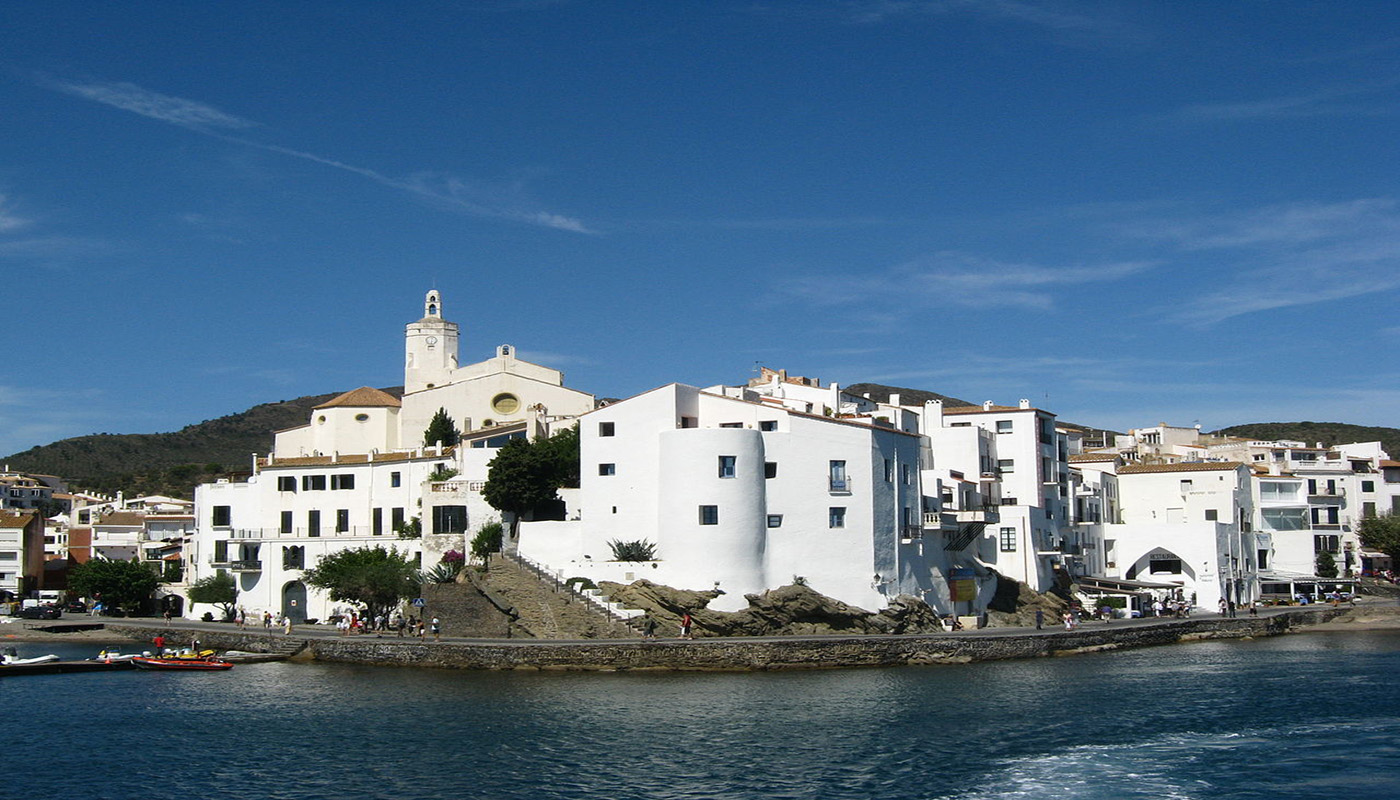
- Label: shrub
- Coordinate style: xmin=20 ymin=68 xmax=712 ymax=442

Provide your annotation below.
xmin=565 ymin=576 xmax=597 ymax=591
xmin=441 ymin=549 xmax=465 ymax=565
xmin=421 ymin=563 xmax=461 ymax=584
xmin=608 ymin=539 xmax=657 ymax=562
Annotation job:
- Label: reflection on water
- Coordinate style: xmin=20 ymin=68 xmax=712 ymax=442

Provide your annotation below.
xmin=7 ymin=633 xmax=1400 ymax=800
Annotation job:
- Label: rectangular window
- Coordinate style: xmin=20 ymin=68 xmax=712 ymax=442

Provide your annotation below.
xmin=996 ymin=420 xmax=1013 ymax=433
xmin=1205 ymin=509 xmax=1219 ymax=521
xmin=211 ymin=506 xmax=232 ymax=527
xmin=302 ymin=475 xmax=326 ymax=491
xmin=718 ymin=455 xmax=737 ymax=479
xmin=391 ymin=507 xmax=405 ymax=532
xmin=699 ymin=505 xmax=719 ymax=525
xmin=277 ymin=476 xmax=297 ymax=492
xmin=373 ymin=508 xmax=383 ymax=536
xmin=885 ymin=459 xmax=894 ymax=482
xmin=331 ymin=474 xmax=355 ymax=490
xmin=680 ymin=416 xmax=698 ymax=428
xmin=1362 ymin=480 xmax=1375 ymax=493
xmin=999 ymin=527 xmax=1017 ymax=552
xmin=719 ymin=422 xmax=743 ymax=429
xmin=902 ymin=464 xmax=911 ymax=485
xmin=280 ymin=511 xmax=293 ymax=534
xmin=766 ymin=514 xmax=783 ymax=528
xmin=1363 ymin=502 xmax=1377 ymax=518
xmin=283 ymin=546 xmax=305 ymax=570
xmin=829 ymin=461 xmax=848 ymax=492
xmin=307 ymin=510 xmax=321 ymax=538
xmin=0 ymin=551 xmax=17 ymax=561
xmin=213 ymin=540 xmax=228 ymax=563
xmin=829 ymin=507 xmax=846 ymax=528
xmin=998 ymin=459 xmax=1014 ymax=474
xmin=432 ymin=505 xmax=468 ymax=534
xmin=599 ymin=463 xmax=616 ymax=476
xmin=764 ymin=462 xmax=778 ymax=479
xmin=390 ymin=472 xmax=401 ymax=488
xmin=336 ymin=509 xmax=350 ymax=533
xmin=759 ymin=420 xmax=778 ymax=432
xmin=599 ymin=421 xmax=616 ymax=437
xmin=1181 ymin=480 xmax=1193 ymax=492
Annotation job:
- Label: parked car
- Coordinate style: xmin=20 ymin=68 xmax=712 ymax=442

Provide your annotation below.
xmin=64 ymin=601 xmax=88 ymax=614
xmin=16 ymin=605 xmax=61 ymax=620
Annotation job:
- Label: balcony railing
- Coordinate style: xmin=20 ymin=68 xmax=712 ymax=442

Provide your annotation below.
xmin=900 ymin=525 xmax=922 ymax=541
xmin=229 ymin=526 xmax=394 ymax=540
xmin=829 ymin=477 xmax=853 ymax=494
xmin=230 ymin=559 xmax=262 ymax=572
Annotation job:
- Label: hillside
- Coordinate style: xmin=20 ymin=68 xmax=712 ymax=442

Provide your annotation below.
xmin=3 ymin=387 xmax=403 ymax=499
xmin=1212 ymin=422 xmax=1400 ymax=460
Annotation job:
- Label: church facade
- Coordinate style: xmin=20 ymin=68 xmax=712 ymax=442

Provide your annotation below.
xmin=186 ymin=291 xmax=594 ymax=623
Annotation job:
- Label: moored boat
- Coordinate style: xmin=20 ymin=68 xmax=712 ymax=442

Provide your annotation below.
xmin=131 ymin=655 xmax=234 ymax=671
xmin=1 ymin=652 xmax=60 ymax=666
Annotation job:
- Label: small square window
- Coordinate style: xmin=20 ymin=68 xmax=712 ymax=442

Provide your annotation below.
xmin=997 ymin=420 xmax=1013 ymax=433
xmin=718 ymin=455 xmax=736 ymax=479
xmin=390 ymin=472 xmax=401 ymax=488
xmin=277 ymin=476 xmax=297 ymax=493
xmin=829 ymin=507 xmax=846 ymax=528
xmin=1205 ymin=509 xmax=1218 ymax=521
xmin=764 ymin=462 xmax=778 ymax=479
xmin=999 ymin=527 xmax=1017 ymax=552
xmin=997 ymin=459 xmax=1014 ymax=474
xmin=767 ymin=514 xmax=783 ymax=528
xmin=599 ymin=463 xmax=616 ymax=476
xmin=599 ymin=422 xmax=616 ymax=437
xmin=699 ymin=505 xmax=719 ymax=525
xmin=760 ymin=420 xmax=778 ymax=432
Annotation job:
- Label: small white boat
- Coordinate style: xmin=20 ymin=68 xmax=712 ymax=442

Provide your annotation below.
xmin=1 ymin=652 xmax=60 ymax=666
xmin=88 ymin=649 xmax=140 ymax=663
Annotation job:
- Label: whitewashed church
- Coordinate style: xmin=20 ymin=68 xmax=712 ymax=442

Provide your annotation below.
xmin=186 ymin=291 xmax=594 ymax=623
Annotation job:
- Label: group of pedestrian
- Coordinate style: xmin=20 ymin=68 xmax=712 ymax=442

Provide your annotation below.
xmin=638 ymin=612 xmax=693 ymax=640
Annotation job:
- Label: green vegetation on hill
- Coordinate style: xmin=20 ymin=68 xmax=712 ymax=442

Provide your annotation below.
xmin=3 ymin=388 xmax=403 ymax=499
xmin=1212 ymin=422 xmax=1400 ymax=460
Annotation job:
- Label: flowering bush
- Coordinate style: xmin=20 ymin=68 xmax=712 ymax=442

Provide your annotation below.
xmin=441 ymin=549 xmax=465 ymax=565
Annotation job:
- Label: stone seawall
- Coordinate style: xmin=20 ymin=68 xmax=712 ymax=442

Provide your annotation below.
xmin=109 ymin=607 xmax=1348 ymax=672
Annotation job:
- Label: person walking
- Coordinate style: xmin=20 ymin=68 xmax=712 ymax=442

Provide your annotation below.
xmin=1035 ymin=609 xmax=1044 ymax=630
xmin=679 ymin=612 xmax=693 ymax=639
xmin=642 ymin=615 xmax=657 ymax=640
xmin=283 ymin=615 xmax=293 ymax=635
xmin=430 ymin=617 xmax=441 ymax=642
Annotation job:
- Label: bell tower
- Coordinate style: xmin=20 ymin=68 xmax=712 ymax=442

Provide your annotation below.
xmin=404 ymin=289 xmax=460 ymax=394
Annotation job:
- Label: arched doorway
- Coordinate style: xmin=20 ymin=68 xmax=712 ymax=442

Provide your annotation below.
xmin=282 ymin=581 xmax=308 ymax=623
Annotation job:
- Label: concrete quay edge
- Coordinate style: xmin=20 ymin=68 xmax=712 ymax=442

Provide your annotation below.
xmin=104 ymin=607 xmax=1354 ymax=672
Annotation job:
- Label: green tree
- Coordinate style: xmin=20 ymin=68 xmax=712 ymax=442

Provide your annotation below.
xmin=470 ymin=520 xmax=504 ymax=565
xmin=1316 ymin=549 xmax=1339 ymax=578
xmin=68 ymin=558 xmax=159 ymax=614
xmin=302 ymin=545 xmax=420 ymax=621
xmin=482 ymin=426 xmax=580 ymax=536
xmin=187 ymin=571 xmax=238 ymax=619
xmin=1359 ymin=513 xmax=1400 ymax=560
xmin=423 ymin=407 xmax=460 ymax=447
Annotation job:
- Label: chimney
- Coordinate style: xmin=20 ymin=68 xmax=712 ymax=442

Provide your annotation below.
xmin=1019 ymin=398 xmax=1030 ymax=409
xmin=982 ymin=401 xmax=994 ymax=411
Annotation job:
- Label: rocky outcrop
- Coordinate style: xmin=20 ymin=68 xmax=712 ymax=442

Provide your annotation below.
xmin=598 ymin=580 xmax=944 ymax=636
xmin=984 ymin=574 xmax=1068 ymax=628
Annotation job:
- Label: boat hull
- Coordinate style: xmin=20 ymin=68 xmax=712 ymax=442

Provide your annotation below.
xmin=131 ymin=656 xmax=234 ymax=671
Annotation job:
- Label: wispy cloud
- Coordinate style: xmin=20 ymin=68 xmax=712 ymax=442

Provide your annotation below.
xmin=0 ymin=194 xmax=31 ymax=232
xmin=45 ymin=78 xmax=259 ymax=130
xmin=779 ymin=252 xmax=1156 ymax=311
xmin=1167 ymin=80 xmax=1400 ymax=123
xmin=42 ymin=77 xmax=591 ymax=234
xmin=839 ymin=0 xmax=1141 ymax=41
xmin=1127 ymin=199 xmax=1400 ymax=326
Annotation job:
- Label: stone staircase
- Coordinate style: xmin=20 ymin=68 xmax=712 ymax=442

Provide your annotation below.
xmin=480 ymin=555 xmax=639 ymax=639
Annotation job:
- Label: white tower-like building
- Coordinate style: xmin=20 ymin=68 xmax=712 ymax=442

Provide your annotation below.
xmin=404 ymin=289 xmax=460 ymax=395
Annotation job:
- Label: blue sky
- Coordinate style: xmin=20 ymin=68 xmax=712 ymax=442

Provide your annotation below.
xmin=3 ymin=1 xmax=1399 ymax=459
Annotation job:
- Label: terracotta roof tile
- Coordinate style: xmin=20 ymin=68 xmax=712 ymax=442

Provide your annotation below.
xmin=1119 ymin=461 xmax=1245 ymax=475
xmin=314 ymin=386 xmax=402 ymax=410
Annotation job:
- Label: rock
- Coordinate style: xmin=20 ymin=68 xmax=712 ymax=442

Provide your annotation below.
xmin=598 ymin=580 xmax=944 ymax=636
xmin=983 ymin=575 xmax=1067 ymax=628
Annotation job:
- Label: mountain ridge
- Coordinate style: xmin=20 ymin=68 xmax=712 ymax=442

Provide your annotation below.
xmin=5 ymin=383 xmax=1394 ymax=499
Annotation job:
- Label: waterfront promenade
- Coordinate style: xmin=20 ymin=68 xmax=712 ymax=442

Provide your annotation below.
xmin=72 ymin=602 xmax=1388 ymax=672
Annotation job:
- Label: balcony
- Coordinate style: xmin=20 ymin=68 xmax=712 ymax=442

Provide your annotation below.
xmin=900 ymin=525 xmax=923 ymax=542
xmin=230 ymin=559 xmax=262 ymax=572
xmin=1308 ymin=488 xmax=1346 ymax=502
xmin=829 ymin=477 xmax=853 ymax=494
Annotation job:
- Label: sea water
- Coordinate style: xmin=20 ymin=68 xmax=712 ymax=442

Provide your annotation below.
xmin=6 ymin=632 xmax=1399 ymax=800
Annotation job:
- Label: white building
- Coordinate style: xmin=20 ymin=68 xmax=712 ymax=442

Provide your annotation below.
xmin=518 ymin=382 xmax=948 ymax=614
xmin=186 ymin=290 xmax=593 ymax=622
